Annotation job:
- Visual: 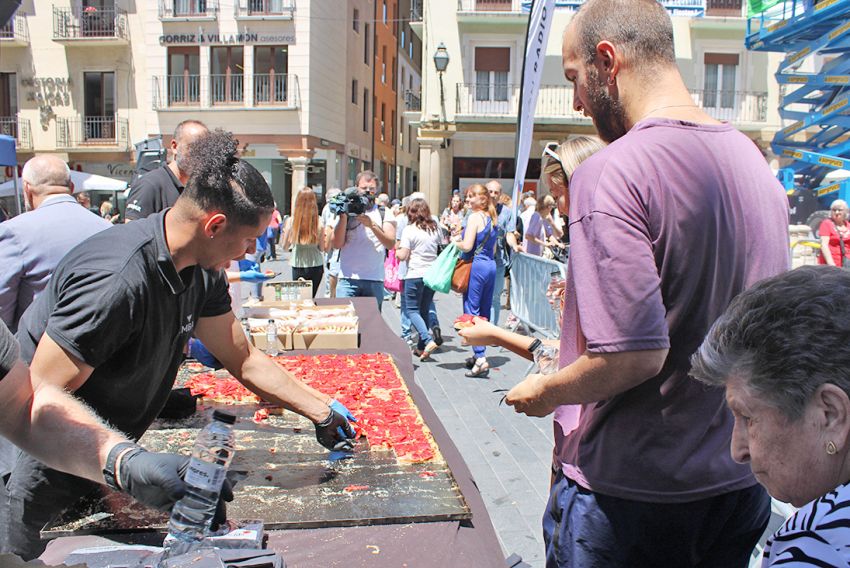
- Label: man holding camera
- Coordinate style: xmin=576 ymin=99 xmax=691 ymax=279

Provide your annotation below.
xmin=331 ymin=171 xmax=396 ymax=310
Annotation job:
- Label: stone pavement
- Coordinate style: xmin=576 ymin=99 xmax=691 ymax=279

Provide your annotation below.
xmin=263 ymin=253 xmax=792 ymax=568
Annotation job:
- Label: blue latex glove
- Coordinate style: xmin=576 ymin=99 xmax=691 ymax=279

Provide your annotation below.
xmin=188 ymin=338 xmax=223 ymax=369
xmin=330 ymin=399 xmax=357 ymax=423
xmin=239 ymin=270 xmax=271 ymax=283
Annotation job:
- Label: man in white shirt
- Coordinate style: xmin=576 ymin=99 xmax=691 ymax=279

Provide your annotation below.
xmin=331 ymin=171 xmax=397 ymax=310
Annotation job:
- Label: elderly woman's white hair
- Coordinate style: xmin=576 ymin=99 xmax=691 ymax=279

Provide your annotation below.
xmin=830 ymin=198 xmax=848 ymax=211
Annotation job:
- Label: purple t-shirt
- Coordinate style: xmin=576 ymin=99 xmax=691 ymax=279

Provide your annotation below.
xmin=555 ymin=118 xmax=790 ymax=503
xmin=523 ymin=212 xmax=553 ymax=256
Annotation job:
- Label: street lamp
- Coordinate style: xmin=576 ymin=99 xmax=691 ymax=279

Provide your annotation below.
xmin=433 ymin=43 xmax=450 ymax=129
xmin=433 ymin=42 xmax=450 ymax=73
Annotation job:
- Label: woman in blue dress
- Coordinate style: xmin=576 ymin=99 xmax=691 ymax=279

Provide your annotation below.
xmin=455 ymin=184 xmax=498 ymax=378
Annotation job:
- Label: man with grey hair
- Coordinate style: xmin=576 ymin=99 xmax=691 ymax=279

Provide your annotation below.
xmin=501 ymin=0 xmax=789 ymax=564
xmin=125 ymin=119 xmax=208 ymax=221
xmin=0 ymin=155 xmax=109 ymax=332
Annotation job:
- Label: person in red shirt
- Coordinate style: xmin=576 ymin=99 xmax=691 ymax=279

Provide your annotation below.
xmin=818 ymin=199 xmax=850 ymax=268
xmin=267 ymin=205 xmax=283 ymax=260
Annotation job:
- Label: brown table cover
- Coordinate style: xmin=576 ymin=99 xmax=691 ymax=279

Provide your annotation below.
xmin=41 ymin=298 xmax=506 ymax=567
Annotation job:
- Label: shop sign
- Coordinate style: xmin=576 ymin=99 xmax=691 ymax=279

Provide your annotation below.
xmin=69 ymin=161 xmax=135 ymax=182
xmin=20 ymin=77 xmax=73 ymax=130
xmin=159 ymin=31 xmax=295 ymax=45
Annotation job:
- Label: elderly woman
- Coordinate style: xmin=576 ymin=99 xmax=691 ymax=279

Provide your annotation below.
xmin=691 ymin=266 xmax=850 ymax=566
xmin=818 ymin=198 xmax=850 ymax=268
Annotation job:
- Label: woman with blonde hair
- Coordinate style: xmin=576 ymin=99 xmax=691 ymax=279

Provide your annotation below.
xmin=542 ymin=136 xmax=607 ymax=216
xmin=454 ymin=183 xmax=499 ymax=378
xmin=282 ymin=187 xmax=326 ymax=297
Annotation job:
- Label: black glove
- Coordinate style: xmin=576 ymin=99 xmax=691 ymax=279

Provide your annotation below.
xmin=119 ymin=449 xmax=234 ymax=529
xmin=314 ymin=408 xmax=356 ymax=451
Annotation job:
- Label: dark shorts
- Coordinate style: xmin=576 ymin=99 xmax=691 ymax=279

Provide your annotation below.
xmin=543 ymin=471 xmax=770 ymax=568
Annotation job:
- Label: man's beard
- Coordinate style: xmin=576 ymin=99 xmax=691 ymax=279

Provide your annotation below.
xmin=585 ymin=66 xmax=628 ymax=143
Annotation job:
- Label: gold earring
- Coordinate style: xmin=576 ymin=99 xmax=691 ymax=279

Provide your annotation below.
xmin=827 ymin=441 xmax=838 ymax=455
xmin=607 ymin=76 xmax=615 ymax=86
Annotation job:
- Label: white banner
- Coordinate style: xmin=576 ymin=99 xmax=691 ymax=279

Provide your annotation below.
xmin=509 ymin=0 xmax=555 ymax=231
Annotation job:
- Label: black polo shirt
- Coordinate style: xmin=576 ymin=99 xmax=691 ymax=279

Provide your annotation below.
xmin=0 ymin=321 xmax=18 ymax=381
xmin=16 ymin=210 xmax=231 ymax=439
xmin=125 ymin=164 xmax=184 ymax=221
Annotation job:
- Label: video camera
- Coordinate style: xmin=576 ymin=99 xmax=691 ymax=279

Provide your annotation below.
xmin=328 ymin=187 xmax=373 ymax=216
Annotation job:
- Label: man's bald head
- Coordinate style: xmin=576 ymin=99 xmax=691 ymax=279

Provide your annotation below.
xmin=172 ymin=120 xmax=208 ymax=174
xmin=21 ymin=155 xmax=72 ymax=196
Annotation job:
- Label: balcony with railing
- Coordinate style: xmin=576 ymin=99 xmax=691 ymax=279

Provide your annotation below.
xmin=455 ymin=83 xmax=769 ymax=125
xmin=411 ymin=0 xmax=423 ymax=21
xmin=0 ymin=12 xmax=29 ymax=45
xmin=253 ymin=73 xmax=297 ymax=107
xmin=56 ymin=115 xmax=130 ymax=150
xmin=514 ymin=0 xmax=707 ymax=16
xmin=705 ymin=0 xmax=742 ymax=17
xmin=690 ymin=89 xmax=767 ymax=123
xmin=159 ymin=0 xmax=219 ymax=20
xmin=0 ymin=116 xmax=33 ymax=150
xmin=152 ymin=74 xmax=300 ymax=109
xmin=211 ymin=74 xmax=244 ymax=105
xmin=53 ymin=3 xmax=128 ymax=43
xmin=404 ymin=90 xmax=421 ymax=112
xmin=234 ymin=0 xmax=295 ymax=19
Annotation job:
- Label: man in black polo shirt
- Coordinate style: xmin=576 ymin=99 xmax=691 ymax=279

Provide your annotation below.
xmin=0 ymin=320 xmax=232 ymax=545
xmin=124 ymin=119 xmax=208 ymax=221
xmin=3 ymin=131 xmax=354 ymax=559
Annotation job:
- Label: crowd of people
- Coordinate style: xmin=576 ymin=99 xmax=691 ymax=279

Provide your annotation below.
xmin=2 ymin=0 xmax=850 ymax=566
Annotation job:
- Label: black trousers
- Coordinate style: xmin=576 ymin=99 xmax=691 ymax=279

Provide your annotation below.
xmin=292 ymin=265 xmax=324 ymax=298
xmin=1 ymin=446 xmax=99 ymax=560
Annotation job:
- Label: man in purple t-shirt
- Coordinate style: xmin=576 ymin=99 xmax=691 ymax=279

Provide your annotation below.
xmin=502 ymin=0 xmax=790 ymax=565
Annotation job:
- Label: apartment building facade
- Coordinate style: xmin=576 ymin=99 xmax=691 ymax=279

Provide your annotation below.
xmin=409 ymin=0 xmax=784 ymax=214
xmin=0 ymin=1 xmax=392 ymax=214
xmin=0 ymin=0 xmax=146 ymax=192
xmin=396 ymin=0 xmax=422 ymax=197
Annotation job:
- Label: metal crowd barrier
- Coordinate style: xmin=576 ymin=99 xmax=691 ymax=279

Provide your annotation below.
xmin=508 ymin=252 xmax=566 ymax=339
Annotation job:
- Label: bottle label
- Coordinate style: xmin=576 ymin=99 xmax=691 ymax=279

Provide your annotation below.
xmin=185 ymin=457 xmax=226 ymax=491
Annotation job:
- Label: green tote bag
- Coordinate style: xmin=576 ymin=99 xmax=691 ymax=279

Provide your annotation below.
xmin=424 ymin=242 xmax=460 ymax=294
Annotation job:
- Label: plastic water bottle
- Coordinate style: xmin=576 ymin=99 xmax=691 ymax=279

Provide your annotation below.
xmin=265 ymin=319 xmax=278 ymax=356
xmin=165 ymin=410 xmax=237 ymax=552
xmin=534 ymin=343 xmax=560 ymax=375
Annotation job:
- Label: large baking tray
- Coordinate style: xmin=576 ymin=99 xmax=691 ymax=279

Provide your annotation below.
xmin=44 ymin=400 xmax=470 ymax=537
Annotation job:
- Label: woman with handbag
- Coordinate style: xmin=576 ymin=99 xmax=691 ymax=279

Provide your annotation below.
xmin=397 ymin=198 xmax=443 ymax=360
xmin=818 ymin=199 xmax=850 ymax=269
xmin=455 ymin=184 xmax=499 ymax=378
xmin=282 ymin=187 xmax=326 ymax=297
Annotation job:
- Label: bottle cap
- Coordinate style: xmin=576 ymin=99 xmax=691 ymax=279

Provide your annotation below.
xmin=212 ymin=410 xmax=237 ymax=424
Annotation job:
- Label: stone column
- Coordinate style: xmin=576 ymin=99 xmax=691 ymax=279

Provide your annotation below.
xmin=290 ymin=156 xmax=309 ymax=212
xmin=417 ymin=135 xmax=452 ymax=215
